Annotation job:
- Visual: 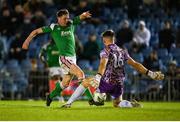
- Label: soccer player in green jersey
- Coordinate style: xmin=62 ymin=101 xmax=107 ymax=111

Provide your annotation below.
xmin=39 ymin=40 xmax=62 ymax=87
xmin=39 ymin=40 xmax=61 ymax=77
xmin=22 ymin=9 xmax=93 ymax=106
xmin=39 ymin=40 xmax=64 ymax=102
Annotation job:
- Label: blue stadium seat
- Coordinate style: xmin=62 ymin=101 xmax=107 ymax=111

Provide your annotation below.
xmin=78 ymin=60 xmax=92 ymax=70
xmin=157 ymin=48 xmax=168 ymax=59
xmin=158 ymin=59 xmax=167 ymax=73
xmin=125 ymin=64 xmax=138 ymax=75
xmin=2 ymin=72 xmax=17 ymax=93
xmin=92 ymin=59 xmax=100 ymax=70
xmin=21 ymin=59 xmax=32 ymax=77
xmin=28 ymin=42 xmax=38 ymax=58
xmin=103 ymin=8 xmax=111 ymax=17
xmin=37 ymin=59 xmax=44 ymax=70
xmin=6 ymin=59 xmax=19 ymax=68
xmin=2 ymin=81 xmax=17 ymax=93
xmin=98 ymin=24 xmax=108 ymax=33
xmin=161 ymin=55 xmax=173 ymax=66
xmin=139 ymin=80 xmax=148 ymax=93
xmin=0 ymin=60 xmax=4 ymax=69
xmin=21 ymin=59 xmax=32 ymax=67
xmin=85 ymin=24 xmax=95 ymax=34
xmin=150 ymin=34 xmax=159 ymax=48
xmin=6 ymin=60 xmax=20 ymax=76
xmin=170 ymin=48 xmax=180 ymax=58
xmin=12 ymin=69 xmax=24 ymax=79
xmin=142 ymin=47 xmax=153 ymax=58
xmin=14 ymin=73 xmax=28 ymax=92
xmin=132 ymin=53 xmax=144 ymax=63
xmin=77 ymin=33 xmax=88 ymax=45
xmin=123 ymin=43 xmax=131 ymax=50
xmin=174 ymin=56 xmax=180 ymax=66
xmin=124 ymin=78 xmax=132 ymax=94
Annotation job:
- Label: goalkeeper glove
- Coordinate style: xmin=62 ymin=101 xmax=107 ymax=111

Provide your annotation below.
xmin=146 ymin=70 xmax=164 ymax=80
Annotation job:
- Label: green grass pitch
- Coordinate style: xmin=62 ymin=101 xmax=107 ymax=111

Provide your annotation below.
xmin=0 ymin=100 xmax=180 ymax=121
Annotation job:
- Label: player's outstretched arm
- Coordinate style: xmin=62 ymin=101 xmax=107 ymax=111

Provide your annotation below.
xmin=22 ymin=28 xmax=43 ymax=50
xmin=127 ymin=57 xmax=164 ymax=80
xmin=79 ymin=11 xmax=92 ymax=20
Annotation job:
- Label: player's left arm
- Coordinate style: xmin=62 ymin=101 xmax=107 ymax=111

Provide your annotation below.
xmin=90 ymin=57 xmax=108 ymax=88
xmin=97 ymin=57 xmax=108 ymax=76
xmin=127 ymin=57 xmax=164 ymax=80
xmin=72 ymin=11 xmax=91 ymax=27
xmin=69 ymin=11 xmax=91 ymax=27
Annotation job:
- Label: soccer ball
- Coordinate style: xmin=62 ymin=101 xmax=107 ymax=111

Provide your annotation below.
xmin=93 ymin=92 xmax=107 ymax=103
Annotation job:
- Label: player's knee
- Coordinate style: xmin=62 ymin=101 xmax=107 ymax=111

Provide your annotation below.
xmin=62 ymin=81 xmax=69 ymax=88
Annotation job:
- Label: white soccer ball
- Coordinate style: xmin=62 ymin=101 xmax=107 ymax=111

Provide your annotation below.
xmin=93 ymin=92 xmax=107 ymax=103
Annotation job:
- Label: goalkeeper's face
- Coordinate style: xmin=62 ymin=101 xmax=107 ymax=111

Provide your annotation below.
xmin=57 ymin=14 xmax=70 ymax=26
xmin=102 ymin=36 xmax=114 ymax=46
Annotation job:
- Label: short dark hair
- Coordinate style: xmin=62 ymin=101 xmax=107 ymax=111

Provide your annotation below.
xmin=56 ymin=9 xmax=69 ymax=17
xmin=101 ymin=30 xmax=115 ymax=37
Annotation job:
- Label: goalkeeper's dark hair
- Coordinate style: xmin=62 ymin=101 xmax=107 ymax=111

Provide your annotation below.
xmin=101 ymin=30 xmax=115 ymax=38
xmin=56 ymin=9 xmax=69 ymax=17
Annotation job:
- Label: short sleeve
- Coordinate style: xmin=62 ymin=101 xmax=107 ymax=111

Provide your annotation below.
xmin=42 ymin=26 xmax=52 ymax=33
xmin=100 ymin=50 xmax=109 ymax=59
xmin=42 ymin=23 xmax=57 ymax=33
xmin=123 ymin=49 xmax=130 ymax=61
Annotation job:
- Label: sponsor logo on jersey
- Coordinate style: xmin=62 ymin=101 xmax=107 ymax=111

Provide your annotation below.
xmin=61 ymin=31 xmax=71 ymax=36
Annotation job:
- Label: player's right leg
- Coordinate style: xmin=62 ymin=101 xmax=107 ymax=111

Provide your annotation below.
xmin=60 ymin=56 xmax=93 ymax=100
xmin=61 ymin=68 xmax=94 ymax=107
xmin=69 ymin=63 xmax=93 ymax=100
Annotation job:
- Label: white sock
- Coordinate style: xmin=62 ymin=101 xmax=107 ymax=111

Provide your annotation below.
xmin=60 ymin=82 xmax=65 ymax=89
xmin=66 ymin=84 xmax=86 ymax=104
xmin=118 ymin=100 xmax=133 ymax=108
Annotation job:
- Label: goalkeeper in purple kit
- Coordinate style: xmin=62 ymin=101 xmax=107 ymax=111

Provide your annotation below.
xmin=62 ymin=30 xmax=164 ymax=108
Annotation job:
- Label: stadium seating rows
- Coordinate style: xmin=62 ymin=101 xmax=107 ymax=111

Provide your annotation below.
xmin=0 ymin=6 xmax=180 ymax=98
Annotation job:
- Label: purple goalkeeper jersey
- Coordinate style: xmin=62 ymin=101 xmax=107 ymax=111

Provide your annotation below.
xmin=100 ymin=44 xmax=130 ymax=84
xmin=98 ymin=44 xmax=130 ymax=98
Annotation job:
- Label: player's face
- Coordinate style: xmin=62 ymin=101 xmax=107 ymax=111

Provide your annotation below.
xmin=102 ymin=37 xmax=109 ymax=46
xmin=57 ymin=14 xmax=70 ymax=26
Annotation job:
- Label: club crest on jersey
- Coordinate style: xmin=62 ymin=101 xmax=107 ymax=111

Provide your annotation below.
xmin=61 ymin=31 xmax=71 ymax=36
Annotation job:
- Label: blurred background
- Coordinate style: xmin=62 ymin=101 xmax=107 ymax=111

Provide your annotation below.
xmin=0 ymin=0 xmax=179 ymax=101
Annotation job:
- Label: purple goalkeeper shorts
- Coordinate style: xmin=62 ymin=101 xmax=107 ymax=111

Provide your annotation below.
xmin=98 ymin=79 xmax=123 ymax=99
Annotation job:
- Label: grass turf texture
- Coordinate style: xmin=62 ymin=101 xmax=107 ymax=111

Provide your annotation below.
xmin=0 ymin=100 xmax=180 ymax=121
